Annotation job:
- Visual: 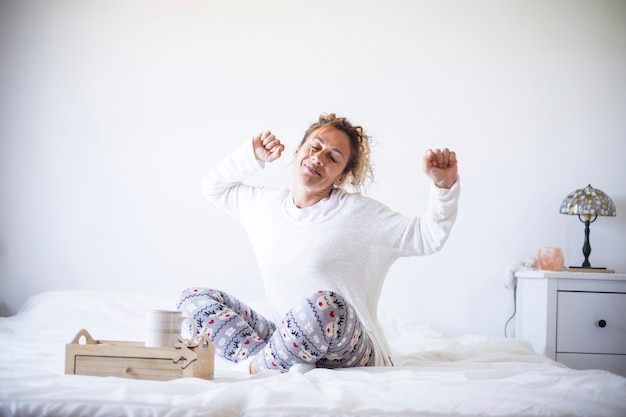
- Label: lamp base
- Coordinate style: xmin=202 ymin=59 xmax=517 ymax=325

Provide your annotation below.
xmin=569 ymin=265 xmax=606 ymax=269
xmin=563 ymin=266 xmax=615 ymax=273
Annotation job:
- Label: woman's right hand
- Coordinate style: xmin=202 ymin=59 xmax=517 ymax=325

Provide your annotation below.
xmin=253 ymin=130 xmax=285 ymax=163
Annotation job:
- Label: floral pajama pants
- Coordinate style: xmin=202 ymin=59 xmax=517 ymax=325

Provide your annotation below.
xmin=176 ymin=288 xmax=375 ymax=372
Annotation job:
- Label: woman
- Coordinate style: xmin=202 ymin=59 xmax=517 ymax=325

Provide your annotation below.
xmin=178 ymin=113 xmax=460 ymax=373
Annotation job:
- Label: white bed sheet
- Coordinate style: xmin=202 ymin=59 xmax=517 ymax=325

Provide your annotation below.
xmin=0 ymin=290 xmax=624 ymax=417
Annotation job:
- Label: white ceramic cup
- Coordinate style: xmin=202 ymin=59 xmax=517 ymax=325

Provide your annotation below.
xmin=145 ymin=310 xmax=197 ymax=348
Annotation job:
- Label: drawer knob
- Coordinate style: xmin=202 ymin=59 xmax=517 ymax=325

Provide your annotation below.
xmin=124 ymin=367 xmax=132 ymax=374
xmin=597 ymin=319 xmax=607 ymax=328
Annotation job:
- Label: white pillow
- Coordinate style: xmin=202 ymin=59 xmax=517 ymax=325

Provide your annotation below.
xmin=13 ymin=290 xmax=177 ymax=342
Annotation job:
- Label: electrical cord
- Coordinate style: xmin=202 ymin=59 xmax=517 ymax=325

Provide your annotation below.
xmin=504 ymin=258 xmax=535 ymax=338
xmin=504 ymin=281 xmax=517 ymax=338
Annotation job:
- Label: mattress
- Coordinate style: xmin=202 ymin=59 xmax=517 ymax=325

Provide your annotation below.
xmin=0 ymin=290 xmax=624 ymax=417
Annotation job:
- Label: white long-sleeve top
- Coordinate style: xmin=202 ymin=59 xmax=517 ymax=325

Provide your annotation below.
xmin=202 ymin=141 xmax=461 ymax=366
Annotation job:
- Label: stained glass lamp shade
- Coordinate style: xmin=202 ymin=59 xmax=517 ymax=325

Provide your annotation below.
xmin=559 ymin=184 xmax=616 ymax=269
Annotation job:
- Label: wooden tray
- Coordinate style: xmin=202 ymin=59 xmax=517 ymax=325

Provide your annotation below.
xmin=65 ymin=329 xmax=214 ymax=381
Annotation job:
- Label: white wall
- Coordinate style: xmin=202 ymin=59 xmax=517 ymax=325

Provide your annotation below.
xmin=1 ymin=0 xmax=625 ymax=337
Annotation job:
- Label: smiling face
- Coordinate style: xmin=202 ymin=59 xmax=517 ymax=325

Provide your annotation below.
xmin=293 ymin=126 xmax=352 ymax=201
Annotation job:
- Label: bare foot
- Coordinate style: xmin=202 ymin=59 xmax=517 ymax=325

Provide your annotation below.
xmin=250 ymin=360 xmax=258 ymax=374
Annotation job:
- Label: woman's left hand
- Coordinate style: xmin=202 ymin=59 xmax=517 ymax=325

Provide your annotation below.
xmin=422 ymin=148 xmax=458 ymax=189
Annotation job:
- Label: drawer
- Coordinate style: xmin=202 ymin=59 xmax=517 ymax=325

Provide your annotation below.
xmin=556 ymin=353 xmax=626 ymax=378
xmin=75 ymin=355 xmax=186 ymax=380
xmin=556 ymin=291 xmax=626 ymax=355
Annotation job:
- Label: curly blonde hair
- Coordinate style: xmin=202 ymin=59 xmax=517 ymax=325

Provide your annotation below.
xmin=300 ymin=113 xmax=374 ymax=192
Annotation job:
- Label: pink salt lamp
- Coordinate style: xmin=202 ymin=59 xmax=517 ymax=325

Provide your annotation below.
xmin=537 ymin=247 xmax=565 ymax=271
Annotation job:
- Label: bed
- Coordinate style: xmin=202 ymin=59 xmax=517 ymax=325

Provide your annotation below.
xmin=1 ymin=290 xmax=624 ymax=417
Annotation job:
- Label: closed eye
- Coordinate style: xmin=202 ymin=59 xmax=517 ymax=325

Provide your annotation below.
xmin=311 ymin=139 xmax=342 ymax=163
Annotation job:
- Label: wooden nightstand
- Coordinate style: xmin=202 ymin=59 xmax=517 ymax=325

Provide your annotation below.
xmin=514 ymin=270 xmax=626 ymax=377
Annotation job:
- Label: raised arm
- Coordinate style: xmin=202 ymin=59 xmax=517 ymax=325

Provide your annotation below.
xmin=201 ymin=131 xmax=285 ymax=215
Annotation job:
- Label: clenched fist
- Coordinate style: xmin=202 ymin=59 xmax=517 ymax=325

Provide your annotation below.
xmin=253 ymin=131 xmax=285 ymax=163
xmin=422 ymin=148 xmax=458 ymax=189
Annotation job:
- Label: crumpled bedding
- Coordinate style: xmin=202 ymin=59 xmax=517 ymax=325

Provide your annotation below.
xmin=0 ymin=290 xmax=624 ymax=417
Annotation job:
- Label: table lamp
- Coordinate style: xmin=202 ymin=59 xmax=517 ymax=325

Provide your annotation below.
xmin=559 ymin=184 xmax=616 ymax=269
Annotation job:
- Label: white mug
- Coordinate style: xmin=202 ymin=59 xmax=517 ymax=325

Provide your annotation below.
xmin=145 ymin=310 xmax=197 ymax=348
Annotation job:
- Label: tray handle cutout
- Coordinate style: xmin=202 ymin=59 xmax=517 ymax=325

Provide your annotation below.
xmin=70 ymin=329 xmax=98 ymax=345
